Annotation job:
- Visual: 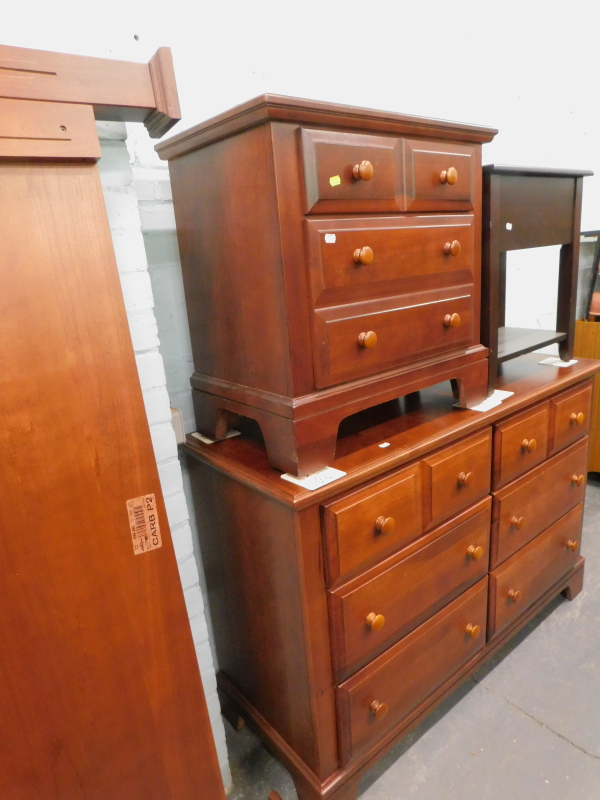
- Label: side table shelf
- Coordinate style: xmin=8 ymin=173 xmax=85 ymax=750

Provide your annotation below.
xmin=482 ymin=165 xmax=593 ymax=394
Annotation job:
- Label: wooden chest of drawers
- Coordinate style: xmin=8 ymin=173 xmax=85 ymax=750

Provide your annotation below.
xmin=157 ymin=96 xmax=497 ymax=477
xmin=184 ymin=356 xmax=598 ymax=800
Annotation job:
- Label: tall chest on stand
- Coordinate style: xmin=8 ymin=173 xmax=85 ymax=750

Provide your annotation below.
xmin=157 ymin=95 xmax=497 ymax=476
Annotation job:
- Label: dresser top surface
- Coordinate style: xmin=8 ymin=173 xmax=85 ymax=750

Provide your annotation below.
xmin=156 ymin=93 xmax=498 ymax=161
xmin=183 ymin=354 xmax=600 ymax=509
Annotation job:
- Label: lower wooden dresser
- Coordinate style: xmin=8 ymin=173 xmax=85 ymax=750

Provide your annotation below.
xmin=184 ymin=355 xmax=599 ymax=800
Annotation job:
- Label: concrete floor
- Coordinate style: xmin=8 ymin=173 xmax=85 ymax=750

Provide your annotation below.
xmin=225 ymin=476 xmax=600 ymax=800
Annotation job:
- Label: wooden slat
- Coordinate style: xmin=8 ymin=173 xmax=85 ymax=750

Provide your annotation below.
xmin=0 ymin=98 xmax=100 ymax=160
xmin=0 ymin=160 xmax=224 ymax=799
xmin=0 ymin=44 xmax=180 ymax=137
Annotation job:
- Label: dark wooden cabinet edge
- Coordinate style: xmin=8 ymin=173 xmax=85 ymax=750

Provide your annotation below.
xmin=217 ymin=557 xmax=584 ymax=800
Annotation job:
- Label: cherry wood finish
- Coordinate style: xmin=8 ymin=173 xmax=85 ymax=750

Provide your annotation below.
xmin=329 ymin=499 xmax=490 ymax=678
xmin=0 ymin=43 xmax=180 ymax=136
xmin=322 ymin=463 xmax=422 ymax=585
xmin=423 ymin=428 xmax=492 ymax=528
xmin=492 ymin=401 xmax=550 ymax=489
xmin=548 ymin=381 xmax=593 ymax=456
xmin=481 ymin=165 xmax=593 ymax=393
xmin=305 ymin=215 xmax=475 ymax=307
xmin=217 ymin=559 xmax=584 ymax=800
xmin=185 ymin=356 xmax=599 ymax=800
xmin=488 ymin=504 xmax=583 ymax=637
xmin=0 ymin=52 xmax=225 ymax=800
xmin=490 ymin=438 xmax=588 ymax=568
xmin=0 ymin=97 xmax=101 ymax=160
xmin=336 ymin=578 xmax=488 ymax=764
xmin=158 ymin=96 xmax=496 ymax=475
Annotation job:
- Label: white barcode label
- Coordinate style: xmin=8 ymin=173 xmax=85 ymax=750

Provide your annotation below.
xmin=126 ymin=493 xmax=162 ymax=555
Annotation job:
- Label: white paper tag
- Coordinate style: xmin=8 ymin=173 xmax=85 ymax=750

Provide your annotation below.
xmin=506 ymin=222 xmax=513 ymax=230
xmin=190 ymin=430 xmax=241 ymax=445
xmin=324 ymin=233 xmax=336 ymax=244
xmin=460 ymin=389 xmax=514 ymax=412
xmin=378 ymin=442 xmax=391 ymax=448
xmin=281 ymin=466 xmax=346 ymax=490
xmin=538 ymin=357 xmax=578 ymax=368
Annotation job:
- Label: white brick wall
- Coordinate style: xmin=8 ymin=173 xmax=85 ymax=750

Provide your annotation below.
xmin=97 ymin=122 xmax=231 ymax=789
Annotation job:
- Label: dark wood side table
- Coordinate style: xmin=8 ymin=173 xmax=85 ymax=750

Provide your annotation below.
xmin=481 ymin=165 xmax=593 ymax=394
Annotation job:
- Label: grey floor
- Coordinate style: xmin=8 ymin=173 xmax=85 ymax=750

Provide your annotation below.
xmin=225 ymin=476 xmax=600 ymax=800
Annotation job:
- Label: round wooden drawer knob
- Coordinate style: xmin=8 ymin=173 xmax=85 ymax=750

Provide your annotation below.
xmin=458 ymin=471 xmax=474 ymax=488
xmin=353 ymin=246 xmax=374 ymax=265
xmin=443 ymin=240 xmax=461 ymax=257
xmin=465 ymin=623 xmax=481 ymax=639
xmin=467 ymin=544 xmax=484 ymax=560
xmin=521 ymin=438 xmax=537 ymax=453
xmin=440 ymin=166 xmax=458 ymax=185
xmin=510 ymin=515 xmax=525 ymax=530
xmin=508 ymin=589 xmax=522 ymax=603
xmin=370 ymin=700 xmax=389 ymax=720
xmin=571 ymin=474 xmax=585 ymax=487
xmin=444 ymin=313 xmax=461 ymax=328
xmin=358 ymin=331 xmax=377 ymax=349
xmin=570 ymin=412 xmax=585 ymax=425
xmin=366 ymin=613 xmax=386 ymax=631
xmin=566 ymin=539 xmax=579 ymax=552
xmin=353 ymin=160 xmax=374 ymax=181
xmin=375 ymin=515 xmax=395 ymax=535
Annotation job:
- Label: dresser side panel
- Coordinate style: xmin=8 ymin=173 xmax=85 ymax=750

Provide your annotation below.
xmin=271 ymin=121 xmax=318 ymax=396
xmin=168 ymin=125 xmax=291 ymax=396
xmin=187 ymin=459 xmax=330 ymax=775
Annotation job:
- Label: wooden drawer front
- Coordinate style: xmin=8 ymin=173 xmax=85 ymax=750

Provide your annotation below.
xmin=403 ymin=139 xmax=476 ymax=212
xmin=306 ymin=215 xmax=475 ymax=307
xmin=423 ymin=428 xmax=492 ymax=529
xmin=315 ymin=290 xmax=474 ymax=388
xmin=301 ymin=128 xmax=402 ymax=214
xmin=492 ymin=401 xmax=550 ymax=489
xmin=492 ymin=437 xmax=588 ymax=568
xmin=549 ymin=381 xmax=593 ymax=456
xmin=329 ymin=499 xmax=490 ymax=678
xmin=489 ymin=504 xmax=583 ymax=638
xmin=337 ymin=578 xmax=487 ymax=765
xmin=323 ymin=463 xmax=422 ymax=585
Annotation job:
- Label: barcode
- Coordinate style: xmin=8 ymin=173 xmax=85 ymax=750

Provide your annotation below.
xmin=132 ymin=504 xmax=146 ymax=538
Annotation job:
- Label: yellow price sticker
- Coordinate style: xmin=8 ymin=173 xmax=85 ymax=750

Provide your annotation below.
xmin=329 ymin=175 xmax=341 ymax=187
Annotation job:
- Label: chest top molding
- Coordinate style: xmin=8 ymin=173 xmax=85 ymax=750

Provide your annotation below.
xmin=156 ymin=94 xmax=498 ymax=161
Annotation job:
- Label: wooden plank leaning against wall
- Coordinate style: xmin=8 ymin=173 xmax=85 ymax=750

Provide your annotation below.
xmin=0 ymin=44 xmax=226 ymax=800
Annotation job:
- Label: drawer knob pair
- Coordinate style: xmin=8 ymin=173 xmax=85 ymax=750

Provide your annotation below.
xmin=358 ymin=331 xmax=378 ymax=349
xmin=443 ymin=240 xmax=462 ymax=257
xmin=370 ymin=700 xmax=388 ymax=720
xmin=508 ymin=588 xmax=522 ymax=603
xmin=570 ymin=411 xmax=585 ymax=426
xmin=353 ymin=160 xmax=374 ymax=181
xmin=353 ymin=246 xmax=374 ymax=265
xmin=375 ymin=515 xmax=395 ymax=535
xmin=366 ymin=612 xmax=386 ymax=631
xmin=467 ymin=544 xmax=484 ymax=561
xmin=510 ymin=515 xmax=525 ymax=530
xmin=440 ymin=166 xmax=458 ymax=185
xmin=566 ymin=539 xmax=579 ymax=552
xmin=457 ymin=471 xmax=474 ymax=488
xmin=465 ymin=623 xmax=481 ymax=639
xmin=444 ymin=313 xmax=461 ymax=329
xmin=571 ymin=474 xmax=585 ymax=487
xmin=521 ymin=438 xmax=537 ymax=453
